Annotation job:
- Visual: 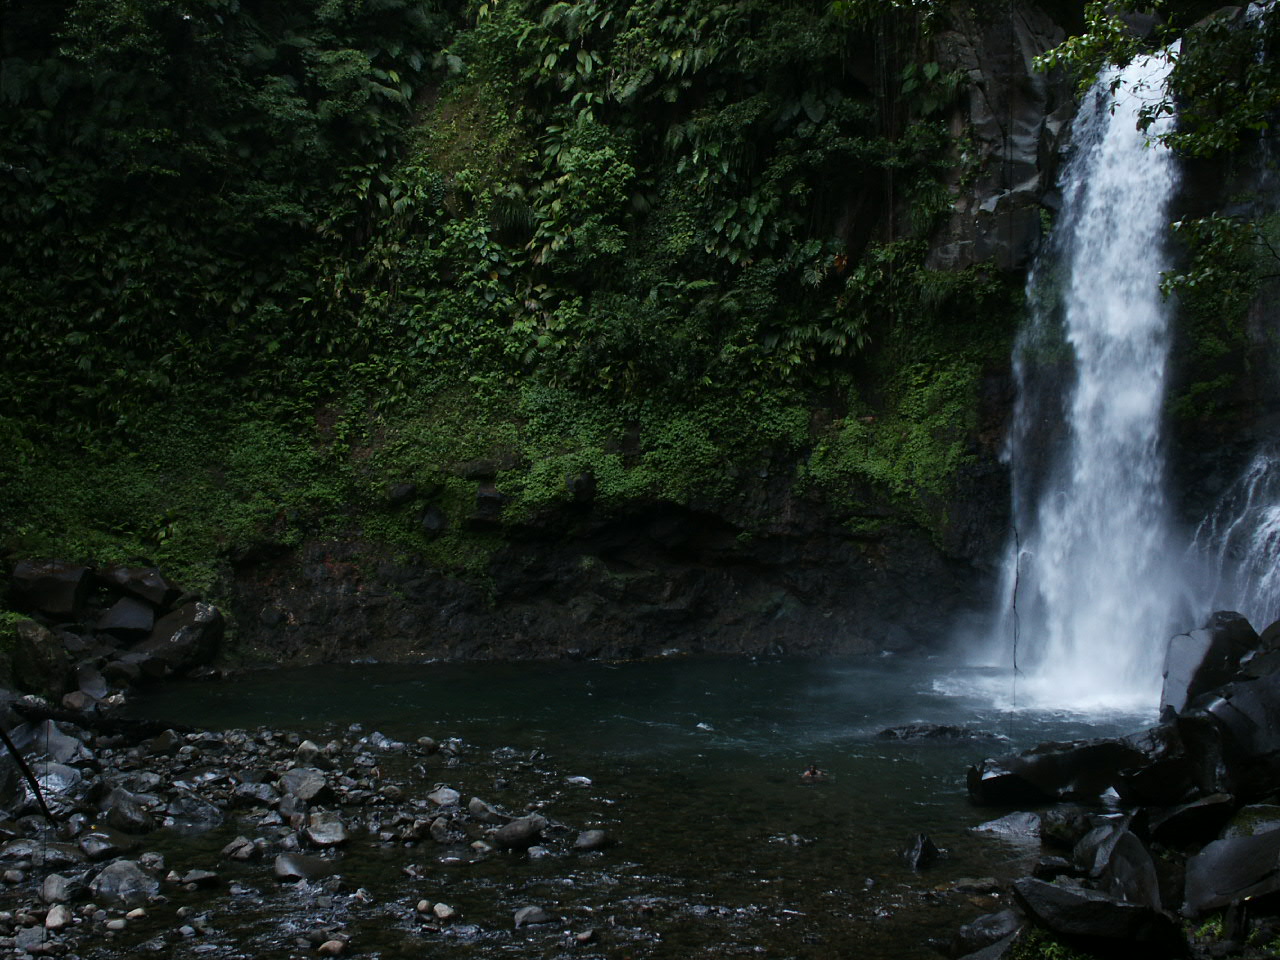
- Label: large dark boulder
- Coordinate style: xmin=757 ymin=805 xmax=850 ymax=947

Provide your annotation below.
xmin=1161 ymin=611 xmax=1258 ymax=714
xmin=1203 ymin=672 xmax=1280 ymax=799
xmin=1072 ymin=823 xmax=1162 ymax=910
xmin=128 ymin=602 xmax=223 ymax=677
xmin=1012 ymin=878 xmax=1184 ymax=955
xmin=968 ymin=739 xmax=1148 ymax=805
xmin=10 ymin=560 xmax=91 ymax=619
xmin=98 ymin=564 xmax=180 ymax=608
xmin=12 ymin=620 xmax=73 ymax=698
xmin=97 ymin=597 xmax=155 ymax=640
xmin=1116 ymin=714 xmax=1228 ymax=805
xmin=1183 ymin=828 xmax=1280 ymax=915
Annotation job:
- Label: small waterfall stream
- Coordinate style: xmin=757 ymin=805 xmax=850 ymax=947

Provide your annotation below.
xmin=1193 ymin=449 xmax=1280 ymax=628
xmin=988 ymin=52 xmax=1188 ymax=710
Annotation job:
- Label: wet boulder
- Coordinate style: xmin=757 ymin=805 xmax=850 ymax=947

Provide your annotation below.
xmin=1012 ymin=878 xmax=1184 ymax=954
xmin=1094 ymin=713 xmax=1229 ymax=806
xmin=11 ymin=560 xmax=92 ymax=619
xmin=1183 ymin=828 xmax=1280 ymax=914
xmin=1145 ymin=793 xmax=1236 ymax=847
xmin=306 ymin=810 xmax=348 ymax=847
xmin=128 ymin=602 xmax=224 ymax=677
xmin=79 ymin=826 xmax=141 ymax=860
xmin=11 ymin=719 xmax=88 ymax=764
xmin=89 ymin=859 xmax=159 ymax=908
xmin=1073 ymin=823 xmax=1161 ymax=910
xmin=1219 ymin=803 xmax=1280 ymax=839
xmin=101 ymin=787 xmax=156 ymax=834
xmin=1203 ymin=672 xmax=1280 ymax=799
xmin=574 ymin=829 xmax=611 ymax=851
xmin=968 ymin=739 xmax=1148 ymax=805
xmin=280 ymin=767 xmax=332 ymax=804
xmin=951 ymin=909 xmax=1022 ymax=957
xmin=274 ymin=852 xmax=337 ymax=882
xmin=1161 ymin=611 xmax=1257 ymax=715
xmin=165 ymin=791 xmax=224 ymax=830
xmin=493 ymin=815 xmax=547 ymax=849
xmin=15 ymin=761 xmax=85 ymax=817
xmin=12 ymin=620 xmax=74 ymax=698
xmin=903 ymin=833 xmax=942 ymax=870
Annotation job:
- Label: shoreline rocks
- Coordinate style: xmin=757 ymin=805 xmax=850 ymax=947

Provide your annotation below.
xmin=954 ymin=609 xmax=1280 ymax=958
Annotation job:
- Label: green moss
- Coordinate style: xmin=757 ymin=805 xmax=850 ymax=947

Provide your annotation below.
xmin=1008 ymin=928 xmax=1094 ymax=960
xmin=802 ymin=358 xmax=980 ymax=532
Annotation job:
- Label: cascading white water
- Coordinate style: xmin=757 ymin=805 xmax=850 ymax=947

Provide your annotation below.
xmin=1192 ymin=449 xmax=1280 ymax=629
xmin=987 ymin=52 xmax=1189 ymax=711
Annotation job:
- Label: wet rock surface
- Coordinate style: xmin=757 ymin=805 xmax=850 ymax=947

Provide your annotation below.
xmin=956 ymin=610 xmax=1280 ymax=959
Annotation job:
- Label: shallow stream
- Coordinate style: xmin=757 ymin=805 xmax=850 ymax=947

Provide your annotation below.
xmin=122 ymin=655 xmax=1153 ymax=960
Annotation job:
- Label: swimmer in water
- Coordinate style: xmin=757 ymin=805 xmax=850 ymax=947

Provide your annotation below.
xmin=801 ymin=764 xmax=827 ymax=782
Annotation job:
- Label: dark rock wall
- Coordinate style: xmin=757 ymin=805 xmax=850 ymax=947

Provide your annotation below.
xmin=219 ymin=1 xmax=1079 ymax=665
xmin=227 ymin=495 xmax=989 ymax=662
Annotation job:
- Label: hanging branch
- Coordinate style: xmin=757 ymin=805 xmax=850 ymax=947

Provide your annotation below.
xmin=0 ymin=722 xmax=54 ymax=822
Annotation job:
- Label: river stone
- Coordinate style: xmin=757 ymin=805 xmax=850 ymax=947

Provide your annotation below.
xmin=1183 ymin=828 xmax=1280 ymax=914
xmin=90 ymin=860 xmax=160 ymax=908
xmin=103 ymin=787 xmax=156 ymax=834
xmin=75 ymin=664 xmax=109 ymax=700
xmin=1161 ymin=611 xmax=1257 ymax=714
xmin=44 ymin=903 xmax=72 ymax=930
xmin=165 ymin=791 xmax=224 ymax=830
xmin=574 ymin=829 xmax=610 ymax=851
xmin=14 ymin=719 xmax=87 ymax=764
xmin=513 ymin=905 xmax=553 ymax=928
xmin=233 ymin=781 xmax=279 ymax=806
xmin=18 ymin=761 xmax=84 ymax=816
xmin=79 ymin=827 xmax=141 ymax=860
xmin=428 ymin=786 xmax=461 ymax=807
xmin=952 ymin=909 xmax=1022 ymax=957
xmin=11 ymin=560 xmax=92 ymax=618
xmin=280 ymin=768 xmax=331 ymax=803
xmin=493 ymin=815 xmax=547 ymax=849
xmin=1012 ymin=878 xmax=1182 ymax=951
xmin=468 ymin=797 xmax=505 ymax=824
xmin=42 ymin=872 xmax=79 ymax=903
xmin=903 ymin=833 xmax=941 ymax=870
xmin=15 ymin=925 xmax=50 ymax=954
xmin=181 ymin=868 xmax=219 ymax=887
xmin=273 ymin=852 xmax=336 ymax=882
xmin=306 ymin=810 xmax=348 ymax=847
xmin=973 ymin=811 xmax=1040 ymax=841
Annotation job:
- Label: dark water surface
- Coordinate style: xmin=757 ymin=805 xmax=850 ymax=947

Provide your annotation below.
xmin=126 ymin=655 xmax=1153 ymax=959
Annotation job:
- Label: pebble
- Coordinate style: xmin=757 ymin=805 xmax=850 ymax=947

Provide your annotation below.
xmin=432 ymin=903 xmax=457 ymax=920
xmin=514 ymin=905 xmax=552 ymax=928
xmin=317 ymin=939 xmax=347 ymax=955
xmin=105 ymin=918 xmax=128 ymax=931
xmin=44 ymin=905 xmax=72 ymax=930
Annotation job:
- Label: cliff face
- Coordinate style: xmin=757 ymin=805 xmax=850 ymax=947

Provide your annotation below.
xmin=219 ymin=2 xmax=1083 ymax=665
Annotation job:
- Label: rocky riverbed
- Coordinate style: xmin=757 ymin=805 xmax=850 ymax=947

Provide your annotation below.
xmin=0 ymin=710 xmax=639 ymax=959
xmin=0 ymin=696 xmax=1034 ymax=960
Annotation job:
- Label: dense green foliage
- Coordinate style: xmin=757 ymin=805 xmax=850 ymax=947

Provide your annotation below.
xmin=0 ymin=0 xmax=1020 ymax=589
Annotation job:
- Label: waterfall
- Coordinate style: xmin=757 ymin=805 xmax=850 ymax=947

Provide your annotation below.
xmin=987 ymin=52 xmax=1188 ymax=710
xmin=1192 ymin=450 xmax=1280 ymax=629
